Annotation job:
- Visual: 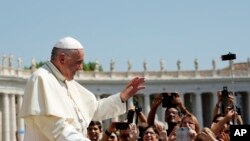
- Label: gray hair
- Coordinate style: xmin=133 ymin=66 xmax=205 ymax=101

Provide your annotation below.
xmin=51 ymin=47 xmax=78 ymax=61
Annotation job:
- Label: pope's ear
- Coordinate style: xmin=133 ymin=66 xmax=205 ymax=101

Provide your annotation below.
xmin=59 ymin=53 xmax=65 ymax=64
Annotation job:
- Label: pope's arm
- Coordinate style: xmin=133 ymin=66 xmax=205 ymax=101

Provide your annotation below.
xmin=91 ymin=77 xmax=145 ymax=120
xmin=26 ymin=115 xmax=90 ymax=141
xmin=92 ymin=93 xmax=127 ymax=120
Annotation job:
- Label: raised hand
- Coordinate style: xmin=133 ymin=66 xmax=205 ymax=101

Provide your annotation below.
xmin=120 ymin=77 xmax=145 ymax=102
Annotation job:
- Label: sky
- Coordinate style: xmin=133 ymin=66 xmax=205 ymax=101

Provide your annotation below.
xmin=1 ymin=0 xmax=250 ymax=71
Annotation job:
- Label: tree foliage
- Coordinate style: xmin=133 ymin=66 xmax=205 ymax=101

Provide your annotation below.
xmin=83 ymin=62 xmax=103 ymax=71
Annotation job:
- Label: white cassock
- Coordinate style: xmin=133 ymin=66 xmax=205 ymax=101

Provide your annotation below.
xmin=19 ymin=61 xmax=126 ymax=141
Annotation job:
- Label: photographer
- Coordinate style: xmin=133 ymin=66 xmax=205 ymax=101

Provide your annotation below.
xmin=102 ymin=122 xmax=139 ymax=141
xmin=132 ymin=106 xmax=148 ymax=124
xmin=147 ymin=93 xmax=191 ymax=136
xmin=168 ymin=113 xmax=199 ymax=141
xmin=212 ymin=90 xmax=243 ymax=125
xmin=210 ymin=110 xmax=238 ymax=141
xmin=194 ymin=127 xmax=217 ymax=141
xmin=102 ymin=106 xmax=147 ymax=141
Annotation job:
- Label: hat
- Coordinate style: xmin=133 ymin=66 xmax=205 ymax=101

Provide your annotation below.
xmin=54 ymin=36 xmax=84 ymax=49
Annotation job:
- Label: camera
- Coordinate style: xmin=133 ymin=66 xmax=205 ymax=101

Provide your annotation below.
xmin=221 ymin=52 xmax=236 ymax=61
xmin=161 ymin=92 xmax=178 ymax=108
xmin=135 ymin=106 xmax=142 ymax=114
xmin=221 ymin=86 xmax=231 ymax=114
xmin=222 ymin=86 xmax=229 ymax=97
xmin=127 ymin=109 xmax=135 ymax=124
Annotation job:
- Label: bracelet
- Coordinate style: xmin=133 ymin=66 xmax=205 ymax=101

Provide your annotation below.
xmin=105 ymin=129 xmax=112 ymax=136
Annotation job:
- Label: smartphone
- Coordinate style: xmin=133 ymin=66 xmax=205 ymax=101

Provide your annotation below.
xmin=161 ymin=92 xmax=178 ymax=108
xmin=176 ymin=127 xmax=191 ymax=141
xmin=114 ymin=122 xmax=130 ymax=130
xmin=127 ymin=110 xmax=135 ymax=123
xmin=221 ymin=86 xmax=229 ymax=114
xmin=222 ymin=86 xmax=229 ymax=98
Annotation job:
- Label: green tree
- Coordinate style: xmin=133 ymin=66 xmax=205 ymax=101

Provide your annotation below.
xmin=83 ymin=62 xmax=103 ymax=71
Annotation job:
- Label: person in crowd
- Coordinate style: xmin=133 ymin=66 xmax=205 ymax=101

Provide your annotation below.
xmin=88 ymin=121 xmax=103 ymax=141
xmin=103 ymin=122 xmax=140 ymax=141
xmin=212 ymin=90 xmax=243 ymax=125
xmin=138 ymin=121 xmax=167 ymax=141
xmin=109 ymin=132 xmax=120 ymax=141
xmin=194 ymin=127 xmax=217 ymax=141
xmin=135 ymin=106 xmax=148 ymax=125
xmin=127 ymin=106 xmax=148 ymax=125
xmin=101 ymin=122 xmax=116 ymax=141
xmin=142 ymin=125 xmax=160 ymax=141
xmin=168 ymin=113 xmax=200 ymax=141
xmin=125 ymin=105 xmax=148 ymax=141
xmin=181 ymin=113 xmax=200 ymax=134
xmin=210 ymin=110 xmax=237 ymax=141
xmin=210 ymin=113 xmax=229 ymax=136
xmin=154 ymin=122 xmax=168 ymax=141
xmin=19 ymin=36 xmax=145 ymax=141
xmin=147 ymin=93 xmax=190 ymax=136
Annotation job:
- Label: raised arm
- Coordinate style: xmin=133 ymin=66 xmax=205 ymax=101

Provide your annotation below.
xmin=174 ymin=93 xmax=190 ymax=115
xmin=147 ymin=95 xmax=163 ymax=126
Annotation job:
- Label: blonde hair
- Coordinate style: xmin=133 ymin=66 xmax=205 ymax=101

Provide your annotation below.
xmin=181 ymin=113 xmax=200 ymax=133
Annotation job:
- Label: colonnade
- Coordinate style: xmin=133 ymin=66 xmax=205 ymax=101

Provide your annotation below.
xmin=0 ymin=94 xmax=24 ymax=141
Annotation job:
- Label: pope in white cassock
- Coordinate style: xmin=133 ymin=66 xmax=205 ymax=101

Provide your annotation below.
xmin=19 ymin=37 xmax=145 ymax=141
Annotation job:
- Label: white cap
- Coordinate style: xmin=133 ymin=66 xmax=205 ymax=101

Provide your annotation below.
xmin=54 ymin=36 xmax=84 ymax=49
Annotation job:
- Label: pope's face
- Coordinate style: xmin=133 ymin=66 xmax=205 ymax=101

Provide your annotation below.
xmin=63 ymin=49 xmax=84 ymax=80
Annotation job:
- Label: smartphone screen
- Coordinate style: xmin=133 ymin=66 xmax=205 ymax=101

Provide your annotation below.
xmin=176 ymin=127 xmax=191 ymax=141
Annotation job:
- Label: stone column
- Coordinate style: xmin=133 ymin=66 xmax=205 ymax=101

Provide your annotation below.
xmin=17 ymin=95 xmax=24 ymax=141
xmin=194 ymin=93 xmax=204 ymax=128
xmin=137 ymin=95 xmax=144 ymax=108
xmin=212 ymin=91 xmax=218 ymax=112
xmin=127 ymin=98 xmax=134 ymax=109
xmin=10 ymin=94 xmax=17 ymax=141
xmin=179 ymin=93 xmax=185 ymax=105
xmin=143 ymin=94 xmax=150 ymax=116
xmin=3 ymin=94 xmax=10 ymax=141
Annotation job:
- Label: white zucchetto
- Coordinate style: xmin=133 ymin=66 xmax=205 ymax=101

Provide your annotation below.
xmin=54 ymin=36 xmax=84 ymax=49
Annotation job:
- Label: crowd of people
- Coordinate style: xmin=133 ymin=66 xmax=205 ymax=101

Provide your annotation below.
xmin=87 ymin=91 xmax=243 ymax=141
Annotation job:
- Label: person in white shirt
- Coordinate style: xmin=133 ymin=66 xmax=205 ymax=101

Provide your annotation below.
xmin=19 ymin=36 xmax=145 ymax=141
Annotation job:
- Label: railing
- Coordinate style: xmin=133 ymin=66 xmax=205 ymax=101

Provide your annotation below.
xmin=1 ymin=66 xmax=250 ymax=80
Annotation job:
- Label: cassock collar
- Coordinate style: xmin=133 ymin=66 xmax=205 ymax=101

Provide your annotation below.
xmin=45 ymin=61 xmax=66 ymax=82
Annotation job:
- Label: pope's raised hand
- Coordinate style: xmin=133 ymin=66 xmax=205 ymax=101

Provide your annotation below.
xmin=120 ymin=77 xmax=145 ymax=102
